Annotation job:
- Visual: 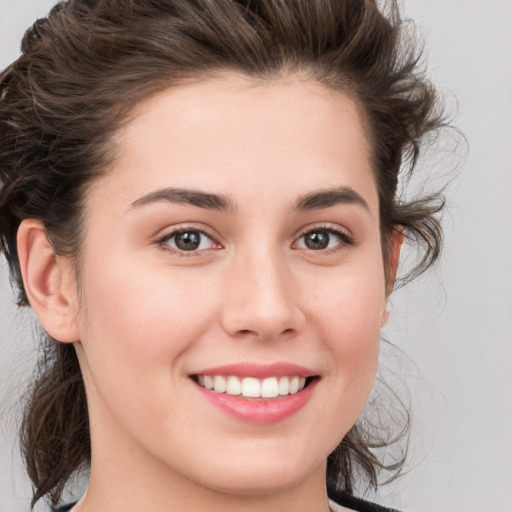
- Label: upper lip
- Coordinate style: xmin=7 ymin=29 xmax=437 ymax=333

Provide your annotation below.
xmin=191 ymin=362 xmax=318 ymax=379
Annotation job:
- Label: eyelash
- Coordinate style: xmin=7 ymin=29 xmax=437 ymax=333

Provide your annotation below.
xmin=294 ymin=224 xmax=356 ymax=254
xmin=155 ymin=226 xmax=220 ymax=257
xmin=155 ymin=224 xmax=355 ymax=256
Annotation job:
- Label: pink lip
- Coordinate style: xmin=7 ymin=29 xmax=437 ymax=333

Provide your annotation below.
xmin=194 ymin=379 xmax=317 ymax=425
xmin=190 ymin=362 xmax=319 ymax=425
xmin=192 ymin=362 xmax=317 ymax=378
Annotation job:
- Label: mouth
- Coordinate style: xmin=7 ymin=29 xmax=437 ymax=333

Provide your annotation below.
xmin=191 ymin=374 xmax=315 ymax=400
xmin=189 ymin=363 xmax=319 ymax=423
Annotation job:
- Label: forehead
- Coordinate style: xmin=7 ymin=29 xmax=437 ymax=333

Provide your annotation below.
xmin=94 ymin=73 xmax=377 ymax=215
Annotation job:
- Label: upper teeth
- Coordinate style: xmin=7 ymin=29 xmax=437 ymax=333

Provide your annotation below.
xmin=197 ymin=375 xmax=307 ymax=398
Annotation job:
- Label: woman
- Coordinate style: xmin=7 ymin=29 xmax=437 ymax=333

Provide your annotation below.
xmin=0 ymin=1 xmax=445 ymax=511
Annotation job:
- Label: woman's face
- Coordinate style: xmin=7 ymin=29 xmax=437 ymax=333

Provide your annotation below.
xmin=72 ymin=74 xmax=393 ymax=499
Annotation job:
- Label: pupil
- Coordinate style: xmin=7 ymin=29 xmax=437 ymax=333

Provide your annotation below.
xmin=305 ymin=231 xmax=329 ymax=250
xmin=175 ymin=231 xmax=200 ymax=250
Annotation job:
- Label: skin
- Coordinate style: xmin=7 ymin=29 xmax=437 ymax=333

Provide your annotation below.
xmin=18 ymin=74 xmax=402 ymax=512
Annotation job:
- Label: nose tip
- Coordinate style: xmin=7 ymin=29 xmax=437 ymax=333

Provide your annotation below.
xmin=220 ymin=256 xmax=304 ymax=341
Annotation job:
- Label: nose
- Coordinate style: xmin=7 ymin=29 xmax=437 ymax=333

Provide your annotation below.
xmin=220 ymin=248 xmax=305 ymax=341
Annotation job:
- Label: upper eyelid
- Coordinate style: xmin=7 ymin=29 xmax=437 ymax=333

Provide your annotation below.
xmin=155 ymin=224 xmax=218 ymax=239
xmin=155 ymin=225 xmax=221 ymax=248
xmin=295 ymin=223 xmax=352 ymax=239
xmin=293 ymin=224 xmax=356 ymax=250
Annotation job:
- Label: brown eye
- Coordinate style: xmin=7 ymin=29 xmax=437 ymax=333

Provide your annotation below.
xmin=162 ymin=229 xmax=216 ymax=252
xmin=295 ymin=227 xmax=353 ymax=252
xmin=174 ymin=231 xmax=201 ymax=250
xmin=304 ymin=231 xmax=330 ymax=250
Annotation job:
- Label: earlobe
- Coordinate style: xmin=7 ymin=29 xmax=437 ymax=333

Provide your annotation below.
xmin=17 ymin=219 xmax=80 ymax=343
xmin=380 ymin=308 xmax=389 ymax=327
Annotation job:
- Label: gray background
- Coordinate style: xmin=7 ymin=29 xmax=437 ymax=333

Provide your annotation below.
xmin=1 ymin=1 xmax=511 ymax=511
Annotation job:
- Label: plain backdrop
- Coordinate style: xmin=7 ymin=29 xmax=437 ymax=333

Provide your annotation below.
xmin=1 ymin=1 xmax=511 ymax=511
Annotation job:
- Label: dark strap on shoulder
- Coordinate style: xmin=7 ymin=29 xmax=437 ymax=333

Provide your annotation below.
xmin=329 ymin=488 xmax=402 ymax=512
xmin=53 ymin=503 xmax=76 ymax=512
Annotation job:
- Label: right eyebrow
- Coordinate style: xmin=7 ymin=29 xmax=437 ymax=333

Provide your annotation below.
xmin=129 ymin=187 xmax=236 ymax=213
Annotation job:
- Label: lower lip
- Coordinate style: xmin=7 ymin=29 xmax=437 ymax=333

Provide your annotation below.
xmin=194 ymin=379 xmax=317 ymax=425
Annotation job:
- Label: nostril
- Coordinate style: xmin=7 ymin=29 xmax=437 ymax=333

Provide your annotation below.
xmin=233 ymin=328 xmax=297 ymax=340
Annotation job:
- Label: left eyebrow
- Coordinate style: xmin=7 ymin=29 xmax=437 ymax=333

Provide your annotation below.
xmin=295 ymin=186 xmax=370 ymax=213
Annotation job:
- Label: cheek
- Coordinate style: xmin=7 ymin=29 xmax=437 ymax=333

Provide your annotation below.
xmin=309 ymin=259 xmax=385 ymax=388
xmin=74 ymin=259 xmax=223 ymax=444
xmin=322 ymin=293 xmax=382 ymax=435
xmin=82 ymin=249 xmax=207 ymax=331
xmin=327 ymin=299 xmax=381 ymax=388
xmin=75 ymin=254 xmax=219 ymax=392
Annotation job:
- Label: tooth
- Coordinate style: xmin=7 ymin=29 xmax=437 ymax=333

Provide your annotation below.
xmin=261 ymin=377 xmax=279 ymax=398
xmin=278 ymin=376 xmax=290 ymax=395
xmin=213 ymin=375 xmax=227 ymax=393
xmin=202 ymin=374 xmax=306 ymax=397
xmin=289 ymin=376 xmax=300 ymax=394
xmin=226 ymin=376 xmax=242 ymax=395
xmin=241 ymin=377 xmax=260 ymax=398
xmin=203 ymin=375 xmax=214 ymax=389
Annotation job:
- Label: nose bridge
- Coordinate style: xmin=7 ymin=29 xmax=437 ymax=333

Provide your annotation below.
xmin=221 ymin=243 xmax=303 ymax=340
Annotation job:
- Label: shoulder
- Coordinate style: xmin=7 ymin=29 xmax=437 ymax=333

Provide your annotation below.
xmin=329 ymin=489 xmax=402 ymax=512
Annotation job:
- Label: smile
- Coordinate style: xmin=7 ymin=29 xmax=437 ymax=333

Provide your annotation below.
xmin=190 ymin=363 xmax=318 ymax=423
xmin=195 ymin=375 xmax=308 ymax=399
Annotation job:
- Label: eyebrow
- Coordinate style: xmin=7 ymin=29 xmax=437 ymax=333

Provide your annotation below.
xmin=130 ymin=187 xmax=235 ymax=212
xmin=295 ymin=186 xmax=370 ymax=213
xmin=129 ymin=185 xmax=369 ymax=215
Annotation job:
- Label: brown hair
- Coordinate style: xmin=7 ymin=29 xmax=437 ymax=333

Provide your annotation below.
xmin=0 ymin=0 xmax=446 ymax=508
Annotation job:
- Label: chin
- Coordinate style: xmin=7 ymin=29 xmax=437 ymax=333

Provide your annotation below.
xmin=188 ymin=448 xmax=326 ymax=497
xmin=203 ymin=470 xmax=309 ymax=497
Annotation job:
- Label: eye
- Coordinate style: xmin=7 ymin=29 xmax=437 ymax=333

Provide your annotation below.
xmin=159 ymin=229 xmax=218 ymax=253
xmin=295 ymin=227 xmax=353 ymax=251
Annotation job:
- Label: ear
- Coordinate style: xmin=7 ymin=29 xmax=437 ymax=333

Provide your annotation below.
xmin=386 ymin=229 xmax=404 ymax=296
xmin=381 ymin=229 xmax=404 ymax=327
xmin=17 ymin=219 xmax=80 ymax=343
